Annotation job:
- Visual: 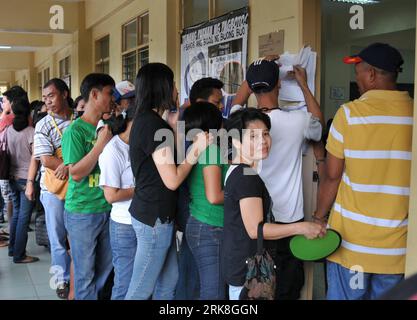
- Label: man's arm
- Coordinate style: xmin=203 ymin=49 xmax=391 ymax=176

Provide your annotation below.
xmin=69 ymin=125 xmax=113 ymax=182
xmin=232 ymin=80 xmax=252 ymax=107
xmin=314 ymin=153 xmax=344 ymax=224
xmin=293 ymin=65 xmax=325 ymax=128
xmin=40 ymin=155 xmax=63 ymax=171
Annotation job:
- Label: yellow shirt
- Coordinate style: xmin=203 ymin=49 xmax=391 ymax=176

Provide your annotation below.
xmin=326 ymin=90 xmax=413 ymax=274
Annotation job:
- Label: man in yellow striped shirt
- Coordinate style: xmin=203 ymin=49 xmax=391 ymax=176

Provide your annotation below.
xmin=315 ymin=43 xmax=413 ymax=300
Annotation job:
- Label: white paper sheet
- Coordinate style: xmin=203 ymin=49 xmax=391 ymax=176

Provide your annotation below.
xmin=278 ymin=46 xmax=317 ymax=103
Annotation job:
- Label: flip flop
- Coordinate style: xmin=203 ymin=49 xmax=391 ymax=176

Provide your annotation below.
xmin=0 ymin=240 xmax=8 ymax=248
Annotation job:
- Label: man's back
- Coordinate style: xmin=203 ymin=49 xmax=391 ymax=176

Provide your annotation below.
xmin=326 ymin=89 xmax=413 ymax=274
xmin=259 ymin=108 xmax=321 ymax=223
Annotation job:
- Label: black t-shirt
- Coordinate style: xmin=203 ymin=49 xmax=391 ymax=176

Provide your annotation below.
xmin=129 ymin=110 xmax=178 ymax=227
xmin=221 ymin=164 xmax=272 ymax=286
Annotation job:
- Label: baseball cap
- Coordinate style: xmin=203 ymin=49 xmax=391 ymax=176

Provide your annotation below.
xmin=113 ymin=80 xmax=135 ymax=103
xmin=246 ymin=59 xmax=280 ymax=93
xmin=343 ymin=43 xmax=404 ymax=73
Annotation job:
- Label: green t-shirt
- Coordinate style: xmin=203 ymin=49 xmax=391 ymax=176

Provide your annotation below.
xmin=61 ymin=118 xmax=111 ymax=214
xmin=188 ymin=144 xmax=229 ymax=227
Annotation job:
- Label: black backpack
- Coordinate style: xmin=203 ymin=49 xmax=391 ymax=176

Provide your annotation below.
xmin=239 ymin=222 xmax=276 ymax=300
xmin=0 ymin=127 xmax=10 ymax=180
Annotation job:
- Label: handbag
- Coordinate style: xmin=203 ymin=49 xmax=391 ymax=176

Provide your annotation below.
xmin=239 ymin=222 xmax=276 ymax=300
xmin=44 ymin=147 xmax=68 ymax=200
xmin=43 ymin=113 xmax=72 ymax=200
xmin=0 ymin=127 xmax=10 ymax=180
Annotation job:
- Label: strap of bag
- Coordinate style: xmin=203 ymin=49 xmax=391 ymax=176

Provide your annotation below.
xmin=50 ymin=112 xmax=74 ymax=138
xmin=257 ymin=222 xmax=265 ymax=255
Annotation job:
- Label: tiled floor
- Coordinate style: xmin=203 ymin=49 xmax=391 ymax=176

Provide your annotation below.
xmin=0 ymin=221 xmax=60 ymax=300
xmin=0 ymin=219 xmax=326 ymax=301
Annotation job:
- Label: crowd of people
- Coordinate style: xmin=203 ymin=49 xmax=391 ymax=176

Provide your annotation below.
xmin=0 ymin=42 xmax=413 ymax=301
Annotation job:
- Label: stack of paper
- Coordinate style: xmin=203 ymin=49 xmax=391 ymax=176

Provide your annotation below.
xmin=278 ymin=46 xmax=317 ymax=104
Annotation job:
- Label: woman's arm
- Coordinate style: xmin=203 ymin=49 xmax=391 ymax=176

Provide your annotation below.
xmin=102 ymin=186 xmax=134 ymax=204
xmin=240 ymin=198 xmax=325 ymax=240
xmin=203 ymin=165 xmax=224 ymax=205
xmin=25 ymin=155 xmax=40 ymax=201
xmin=153 ymin=132 xmax=212 ymax=191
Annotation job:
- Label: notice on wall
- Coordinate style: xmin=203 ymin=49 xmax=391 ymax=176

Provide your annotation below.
xmin=181 ymin=7 xmax=249 ymax=118
xmin=258 ymin=30 xmax=285 ymax=58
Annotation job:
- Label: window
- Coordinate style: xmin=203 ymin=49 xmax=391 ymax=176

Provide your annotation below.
xmin=182 ymin=0 xmax=248 ymax=28
xmin=59 ymin=56 xmax=71 ymax=79
xmin=43 ymin=68 xmax=50 ymax=84
xmin=214 ymin=0 xmax=248 ymax=17
xmin=38 ymin=72 xmax=42 ymax=98
xmin=183 ymin=0 xmax=209 ymax=28
xmin=122 ymin=13 xmax=149 ymax=82
xmin=95 ymin=35 xmax=110 ymax=73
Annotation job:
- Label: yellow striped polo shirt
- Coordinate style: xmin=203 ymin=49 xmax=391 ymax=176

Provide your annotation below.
xmin=326 ymin=90 xmax=413 ymax=274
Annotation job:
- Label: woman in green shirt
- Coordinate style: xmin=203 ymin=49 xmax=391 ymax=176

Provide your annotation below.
xmin=184 ymin=102 xmax=228 ymax=300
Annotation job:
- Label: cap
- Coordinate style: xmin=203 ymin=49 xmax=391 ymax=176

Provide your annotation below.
xmin=246 ymin=59 xmax=280 ymax=93
xmin=113 ymin=80 xmax=136 ymax=103
xmin=344 ymin=43 xmax=404 ymax=73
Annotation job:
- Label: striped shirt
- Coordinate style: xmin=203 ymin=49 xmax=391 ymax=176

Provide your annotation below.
xmin=326 ymin=90 xmax=413 ymax=274
xmin=34 ymin=112 xmax=73 ymax=191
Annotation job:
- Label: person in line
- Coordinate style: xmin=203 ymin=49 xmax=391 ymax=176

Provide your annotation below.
xmin=125 ymin=63 xmax=211 ymax=300
xmin=314 ymin=43 xmax=413 ymax=300
xmin=33 ymin=79 xmax=74 ymax=299
xmin=6 ymin=89 xmax=39 ymax=263
xmin=222 ymin=108 xmax=325 ymax=300
xmin=99 ymin=104 xmax=136 ymax=300
xmin=233 ymin=59 xmax=324 ymax=299
xmin=184 ymin=102 xmax=228 ymax=300
xmin=62 ymin=73 xmax=115 ymax=300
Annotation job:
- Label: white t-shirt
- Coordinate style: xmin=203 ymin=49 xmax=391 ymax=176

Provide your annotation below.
xmin=99 ymin=136 xmax=135 ymax=225
xmin=258 ymin=107 xmax=322 ymax=223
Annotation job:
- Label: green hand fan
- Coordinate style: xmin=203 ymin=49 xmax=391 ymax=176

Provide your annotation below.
xmin=289 ymin=229 xmax=342 ymax=262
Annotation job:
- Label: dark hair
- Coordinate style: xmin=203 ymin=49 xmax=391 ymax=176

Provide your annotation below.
xmin=31 ymin=100 xmax=47 ymax=126
xmin=43 ymin=78 xmax=72 ymax=107
xmin=80 ymin=73 xmax=115 ymax=102
xmin=189 ymin=77 xmax=224 ymax=105
xmin=225 ymin=108 xmax=271 ymax=143
xmin=73 ymin=96 xmax=84 ymax=109
xmin=105 ymin=101 xmax=137 ymax=136
xmin=135 ymin=63 xmax=175 ymax=115
xmin=3 ymin=86 xmax=28 ymax=105
xmin=184 ymin=102 xmax=223 ymax=134
xmin=12 ymin=96 xmax=31 ymax=131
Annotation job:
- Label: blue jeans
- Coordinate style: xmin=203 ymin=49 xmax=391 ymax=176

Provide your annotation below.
xmin=40 ymin=191 xmax=70 ymax=284
xmin=327 ymin=261 xmax=404 ymax=300
xmin=109 ymin=219 xmax=137 ymax=300
xmin=175 ymin=234 xmax=200 ymax=300
xmin=65 ymin=211 xmax=113 ymax=300
xmin=9 ymin=179 xmax=35 ymax=262
xmin=125 ymin=218 xmax=178 ymax=300
xmin=186 ymin=215 xmax=225 ymax=300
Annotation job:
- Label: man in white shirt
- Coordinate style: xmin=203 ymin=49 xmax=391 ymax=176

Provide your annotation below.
xmin=233 ymin=59 xmax=324 ymax=300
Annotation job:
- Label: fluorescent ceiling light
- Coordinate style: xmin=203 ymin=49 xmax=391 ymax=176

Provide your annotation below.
xmin=330 ymin=0 xmax=380 ymax=4
xmin=0 ymin=46 xmax=12 ymax=49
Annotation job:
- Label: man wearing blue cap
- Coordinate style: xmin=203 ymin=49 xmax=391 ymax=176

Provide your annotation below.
xmin=113 ymin=81 xmax=136 ymax=116
xmin=232 ymin=58 xmax=324 ymax=300
xmin=315 ymin=43 xmax=413 ymax=300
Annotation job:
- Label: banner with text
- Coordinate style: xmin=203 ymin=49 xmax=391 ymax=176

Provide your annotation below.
xmin=181 ymin=7 xmax=249 ymax=118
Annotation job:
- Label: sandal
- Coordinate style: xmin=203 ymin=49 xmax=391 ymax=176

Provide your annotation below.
xmin=14 ymin=255 xmax=39 ymax=264
xmin=0 ymin=228 xmax=9 ymax=236
xmin=0 ymin=240 xmax=8 ymax=248
xmin=56 ymin=282 xmax=70 ymax=300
